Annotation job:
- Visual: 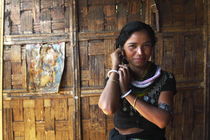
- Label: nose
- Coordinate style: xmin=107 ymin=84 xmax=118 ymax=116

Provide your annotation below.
xmin=137 ymin=47 xmax=142 ymax=55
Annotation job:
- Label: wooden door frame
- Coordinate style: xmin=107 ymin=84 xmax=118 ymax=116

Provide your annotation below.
xmin=0 ymin=0 xmax=4 ymax=140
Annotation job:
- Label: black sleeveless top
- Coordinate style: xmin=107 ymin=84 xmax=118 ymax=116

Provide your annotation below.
xmin=113 ymin=63 xmax=176 ymax=134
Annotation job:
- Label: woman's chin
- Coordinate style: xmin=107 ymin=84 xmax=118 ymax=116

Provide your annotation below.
xmin=130 ymin=62 xmax=147 ymax=69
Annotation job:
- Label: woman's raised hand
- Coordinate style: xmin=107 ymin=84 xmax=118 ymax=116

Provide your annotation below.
xmin=110 ymin=48 xmax=122 ymax=70
xmin=118 ymin=64 xmax=131 ymax=94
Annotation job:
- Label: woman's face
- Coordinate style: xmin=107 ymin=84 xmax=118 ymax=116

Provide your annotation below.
xmin=123 ymin=31 xmax=153 ymax=68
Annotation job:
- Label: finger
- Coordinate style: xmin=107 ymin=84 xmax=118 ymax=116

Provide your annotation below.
xmin=118 ymin=67 xmax=125 ymax=77
xmin=119 ymin=68 xmax=129 ymax=83
xmin=118 ymin=70 xmax=123 ymax=84
xmin=119 ymin=65 xmax=129 ymax=77
xmin=123 ymin=65 xmax=130 ymax=78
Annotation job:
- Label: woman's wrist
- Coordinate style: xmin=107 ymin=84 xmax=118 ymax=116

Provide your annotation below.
xmin=112 ymin=64 xmax=119 ymax=70
xmin=121 ymin=89 xmax=132 ymax=98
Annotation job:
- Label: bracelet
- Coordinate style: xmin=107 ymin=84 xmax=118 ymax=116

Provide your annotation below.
xmin=121 ymin=89 xmax=132 ymax=98
xmin=107 ymin=70 xmax=119 ymax=78
xmin=133 ymin=96 xmax=138 ymax=108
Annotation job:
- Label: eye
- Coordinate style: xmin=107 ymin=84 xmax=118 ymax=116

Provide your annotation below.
xmin=128 ymin=44 xmax=136 ymax=48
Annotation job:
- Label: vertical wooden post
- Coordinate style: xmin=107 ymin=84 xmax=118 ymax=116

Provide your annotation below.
xmin=69 ymin=0 xmax=81 ymax=140
xmin=204 ymin=0 xmax=209 ymax=140
xmin=0 ymin=0 xmax=4 ymax=140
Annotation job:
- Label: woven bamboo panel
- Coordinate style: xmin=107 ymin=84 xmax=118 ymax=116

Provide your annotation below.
xmin=157 ymin=0 xmax=203 ymax=31
xmin=81 ymin=95 xmax=114 ymax=140
xmin=165 ymin=88 xmax=204 ymax=140
xmin=4 ymin=0 xmax=70 ymax=35
xmin=156 ymin=32 xmax=204 ymax=82
xmin=156 ymin=0 xmax=206 ymax=140
xmin=3 ymin=97 xmax=75 ymax=140
xmin=78 ymin=0 xmax=145 ymax=32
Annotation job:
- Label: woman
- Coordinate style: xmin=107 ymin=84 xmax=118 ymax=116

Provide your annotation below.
xmin=98 ymin=21 xmax=176 ymax=140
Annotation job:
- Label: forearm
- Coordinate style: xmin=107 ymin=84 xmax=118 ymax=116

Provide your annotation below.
xmin=125 ymin=95 xmax=171 ymax=128
xmin=98 ymin=73 xmax=121 ymax=115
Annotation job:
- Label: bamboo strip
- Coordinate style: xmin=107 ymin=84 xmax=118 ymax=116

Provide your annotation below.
xmin=69 ymin=0 xmax=81 ymax=139
xmin=78 ymin=31 xmax=119 ymax=40
xmin=0 ymin=0 xmax=4 ymax=139
xmin=4 ymin=33 xmax=69 ymax=45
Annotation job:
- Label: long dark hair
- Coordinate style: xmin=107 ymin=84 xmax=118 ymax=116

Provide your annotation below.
xmin=116 ymin=21 xmax=156 ymax=49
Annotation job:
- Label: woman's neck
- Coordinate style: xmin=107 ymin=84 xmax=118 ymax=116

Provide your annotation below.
xmin=129 ymin=62 xmax=151 ymax=80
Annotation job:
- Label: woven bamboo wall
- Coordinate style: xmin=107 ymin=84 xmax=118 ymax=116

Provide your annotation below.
xmin=156 ymin=0 xmax=206 ymax=139
xmin=1 ymin=0 xmax=210 ymax=140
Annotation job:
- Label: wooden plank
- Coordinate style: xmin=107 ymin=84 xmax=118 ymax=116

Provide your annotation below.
xmin=69 ymin=0 xmax=81 ymax=139
xmin=79 ymin=31 xmax=119 ymax=41
xmin=0 ymin=1 xmax=4 ymax=139
xmin=4 ymin=33 xmax=69 ymax=45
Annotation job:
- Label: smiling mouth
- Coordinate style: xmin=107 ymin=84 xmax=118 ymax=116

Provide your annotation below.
xmin=133 ymin=58 xmax=145 ymax=61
